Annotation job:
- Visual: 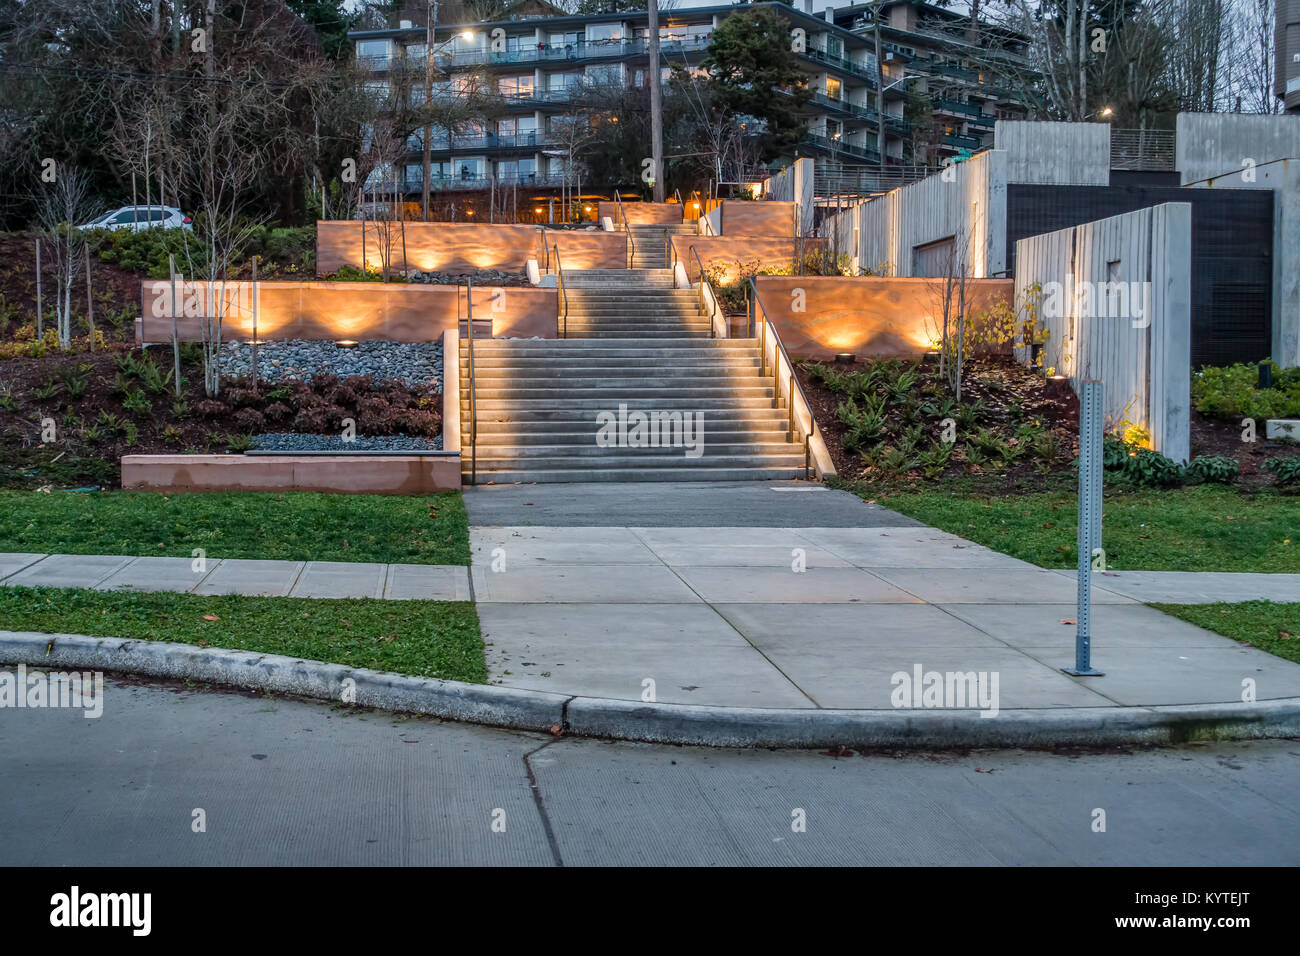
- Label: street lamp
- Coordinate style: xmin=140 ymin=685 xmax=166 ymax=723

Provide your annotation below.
xmin=1085 ymin=106 xmax=1114 ymax=120
xmin=876 ymin=75 xmax=917 ymax=163
xmin=422 ymin=7 xmax=479 ymax=221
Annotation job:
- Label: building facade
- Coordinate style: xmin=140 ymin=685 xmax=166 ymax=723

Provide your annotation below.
xmin=349 ymin=1 xmax=1033 ymax=211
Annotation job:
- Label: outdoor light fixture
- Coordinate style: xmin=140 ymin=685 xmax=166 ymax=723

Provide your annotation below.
xmin=335 ymin=339 xmax=359 ymax=349
xmin=461 ymin=31 xmax=474 ymax=40
xmin=835 ymin=352 xmax=856 ymax=364
xmin=924 ymin=349 xmax=941 ymax=364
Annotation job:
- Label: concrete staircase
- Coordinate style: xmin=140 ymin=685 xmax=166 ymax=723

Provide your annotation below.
xmin=625 ymin=222 xmax=699 ymax=270
xmin=459 ymin=268 xmax=808 ymax=483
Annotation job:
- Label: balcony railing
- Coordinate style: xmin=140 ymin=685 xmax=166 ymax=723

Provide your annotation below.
xmin=366 ymin=172 xmax=571 ymax=194
xmin=813 ymin=162 xmax=933 ymax=197
xmin=422 ymin=35 xmax=710 ymax=70
xmin=802 ymin=133 xmax=881 ymax=163
xmin=799 ymin=45 xmax=879 ymax=87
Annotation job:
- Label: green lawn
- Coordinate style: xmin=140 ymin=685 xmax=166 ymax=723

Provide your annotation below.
xmin=1153 ymin=601 xmax=1300 ymax=667
xmin=0 ymin=490 xmax=470 ymax=565
xmin=867 ymin=485 xmax=1299 ymax=573
xmin=0 ymin=586 xmax=485 ymax=682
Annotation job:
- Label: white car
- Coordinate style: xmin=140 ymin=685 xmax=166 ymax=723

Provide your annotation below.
xmin=79 ymin=205 xmax=193 ymax=232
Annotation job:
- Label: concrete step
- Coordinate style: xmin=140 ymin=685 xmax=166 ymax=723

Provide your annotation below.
xmin=460 ymin=465 xmax=807 ymax=483
xmin=466 ymin=425 xmax=793 ymax=442
xmin=470 ymin=442 xmax=802 ymax=459
xmin=465 ymin=382 xmax=769 ymax=395
xmin=564 ymin=331 xmax=711 ymax=339
xmin=471 ymin=418 xmax=791 ymax=435
xmin=464 ymin=370 xmax=769 ymax=384
xmin=464 ymin=340 xmax=757 ymax=353
xmin=469 ymin=451 xmax=805 ymax=467
xmin=466 ymin=397 xmax=783 ymax=411
xmin=465 ymin=351 xmax=758 ymax=364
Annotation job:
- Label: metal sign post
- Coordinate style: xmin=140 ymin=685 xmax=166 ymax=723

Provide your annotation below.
xmin=1064 ymin=379 xmax=1105 ymax=677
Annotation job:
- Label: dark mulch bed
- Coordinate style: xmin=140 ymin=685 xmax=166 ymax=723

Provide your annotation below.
xmin=0 ymin=345 xmax=441 ymax=490
xmin=1189 ymin=412 xmax=1299 ymax=490
xmin=0 ymin=233 xmax=142 ymax=346
xmin=797 ymin=355 xmax=1080 ymax=492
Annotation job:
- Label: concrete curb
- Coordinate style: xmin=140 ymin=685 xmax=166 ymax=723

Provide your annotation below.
xmin=4 ymin=630 xmax=1299 ymax=749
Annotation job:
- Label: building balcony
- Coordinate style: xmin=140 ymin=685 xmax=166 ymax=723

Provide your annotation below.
xmin=801 ymin=133 xmax=882 ymax=163
xmin=426 ymin=35 xmax=709 ymax=70
xmin=798 ymin=45 xmax=879 ymax=87
xmin=367 ymin=172 xmax=572 ymax=195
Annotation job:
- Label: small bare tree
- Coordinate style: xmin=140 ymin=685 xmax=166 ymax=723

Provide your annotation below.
xmin=34 ymin=166 xmax=100 ymax=349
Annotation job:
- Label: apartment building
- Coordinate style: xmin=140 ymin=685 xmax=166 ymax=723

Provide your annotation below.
xmin=830 ymin=1 xmax=1031 ymax=166
xmin=349 ymin=1 xmax=1032 ymax=209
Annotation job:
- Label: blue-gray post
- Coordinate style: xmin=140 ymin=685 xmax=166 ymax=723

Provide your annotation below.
xmin=1065 ymin=379 xmax=1105 ymax=677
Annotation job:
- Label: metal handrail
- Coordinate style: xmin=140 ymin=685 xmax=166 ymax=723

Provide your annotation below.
xmin=465 ymin=278 xmax=478 ymax=486
xmin=688 ymin=245 xmax=721 ymax=339
xmin=749 ymin=278 xmax=820 ymax=479
xmin=552 ymin=243 xmax=567 ymax=338
xmin=663 ymin=227 xmax=670 ymax=271
xmin=613 ymin=191 xmax=635 ymax=267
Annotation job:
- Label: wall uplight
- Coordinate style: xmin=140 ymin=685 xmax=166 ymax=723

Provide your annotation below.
xmin=336 ymin=339 xmax=359 ymax=349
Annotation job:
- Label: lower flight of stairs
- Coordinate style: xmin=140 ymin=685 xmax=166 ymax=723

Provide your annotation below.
xmin=459 ymin=269 xmax=808 ymax=483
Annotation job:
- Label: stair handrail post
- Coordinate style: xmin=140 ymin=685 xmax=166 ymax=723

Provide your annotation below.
xmin=689 ymin=244 xmax=720 ymax=339
xmin=751 ymin=280 xmax=820 ymax=479
xmin=552 ymin=242 xmax=567 ymax=338
xmin=613 ymin=191 xmax=635 ymax=267
xmin=466 ymin=278 xmax=478 ymax=487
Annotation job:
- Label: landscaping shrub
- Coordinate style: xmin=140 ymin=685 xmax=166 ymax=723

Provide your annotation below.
xmin=1185 ymin=455 xmax=1240 ymax=485
xmin=1121 ymin=447 xmax=1186 ymax=487
xmin=91 ymin=227 xmax=208 ymax=279
xmin=1192 ymin=362 xmax=1300 ymax=420
xmin=1264 ymin=456 xmax=1300 ymax=487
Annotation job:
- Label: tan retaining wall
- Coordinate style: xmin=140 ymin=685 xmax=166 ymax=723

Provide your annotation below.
xmin=670 ymin=236 xmax=826 ymax=284
xmin=121 ymin=454 xmax=462 ymax=494
xmin=595 ymin=201 xmax=684 ymax=225
xmin=716 ymin=201 xmax=797 ymax=237
xmin=317 ymin=221 xmax=540 ymax=275
xmin=541 ymin=229 xmax=628 ymax=270
xmin=751 ymin=276 xmax=1015 ymax=360
xmin=139 ymin=280 xmax=558 ymax=343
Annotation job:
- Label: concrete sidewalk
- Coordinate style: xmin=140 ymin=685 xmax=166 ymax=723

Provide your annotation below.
xmin=0 ymin=553 xmax=471 ymax=601
xmin=473 ymin=524 xmax=1300 ymax=710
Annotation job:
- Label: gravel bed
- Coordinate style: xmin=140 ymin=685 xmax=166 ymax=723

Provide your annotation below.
xmin=221 ymin=339 xmax=442 ymax=390
xmin=408 ymin=268 xmax=529 ymax=287
xmin=251 ymin=433 xmax=443 ymax=452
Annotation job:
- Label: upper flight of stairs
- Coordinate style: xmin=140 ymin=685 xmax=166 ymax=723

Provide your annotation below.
xmin=624 ymin=221 xmax=700 ymax=270
xmin=459 ymin=268 xmax=808 ymax=483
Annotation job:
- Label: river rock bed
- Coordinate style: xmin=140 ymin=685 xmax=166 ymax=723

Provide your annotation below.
xmin=221 ymin=339 xmax=442 ymax=390
xmin=250 ymin=433 xmax=443 ymax=452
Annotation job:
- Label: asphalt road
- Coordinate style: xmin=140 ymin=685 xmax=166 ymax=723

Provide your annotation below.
xmin=2 ymin=677 xmax=1298 ymax=866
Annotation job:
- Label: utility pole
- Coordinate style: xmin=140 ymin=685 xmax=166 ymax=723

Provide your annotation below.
xmin=423 ymin=1 xmax=438 ymax=221
xmin=648 ymin=0 xmax=665 ymax=202
xmin=874 ymin=0 xmax=886 ymax=164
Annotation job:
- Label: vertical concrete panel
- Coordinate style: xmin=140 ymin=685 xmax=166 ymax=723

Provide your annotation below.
xmin=994 ymin=120 xmax=1110 ymax=185
xmin=1014 ymin=204 xmax=1191 ymax=458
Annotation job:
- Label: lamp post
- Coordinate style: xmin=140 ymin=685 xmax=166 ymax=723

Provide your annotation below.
xmin=422 ymin=3 xmax=476 ymax=221
xmin=648 ymin=0 xmax=664 ymax=202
